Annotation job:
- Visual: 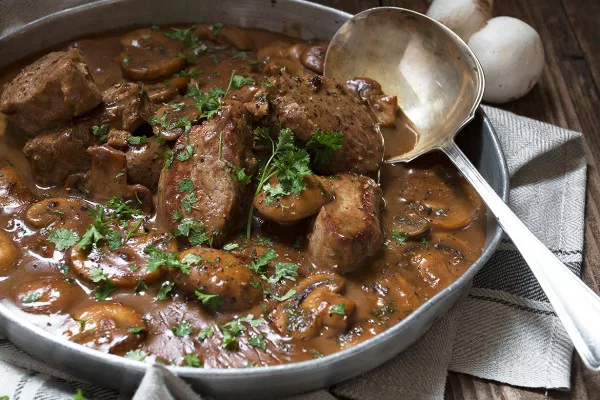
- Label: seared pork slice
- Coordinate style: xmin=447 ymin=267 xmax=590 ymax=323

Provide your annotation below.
xmin=260 ymin=72 xmax=383 ymax=175
xmin=308 ymin=174 xmax=384 ymax=274
xmin=125 ymin=137 xmax=166 ymax=190
xmin=23 ymin=123 xmax=95 ymax=186
xmin=157 ymin=101 xmax=255 ymax=243
xmin=99 ymin=83 xmax=154 ymax=132
xmin=0 ymin=49 xmax=102 ymax=136
xmin=86 ymin=145 xmax=152 ymax=210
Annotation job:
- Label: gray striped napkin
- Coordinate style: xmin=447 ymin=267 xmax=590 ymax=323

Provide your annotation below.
xmin=0 ymin=106 xmax=587 ymax=399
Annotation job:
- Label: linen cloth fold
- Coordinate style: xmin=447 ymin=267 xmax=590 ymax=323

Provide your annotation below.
xmin=0 ymin=106 xmax=587 ymax=400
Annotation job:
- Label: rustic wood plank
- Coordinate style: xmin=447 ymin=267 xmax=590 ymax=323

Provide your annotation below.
xmin=309 ymin=1 xmax=600 ymax=399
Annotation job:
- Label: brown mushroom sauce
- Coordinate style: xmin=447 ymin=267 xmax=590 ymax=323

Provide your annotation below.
xmin=0 ymin=23 xmax=486 ymax=368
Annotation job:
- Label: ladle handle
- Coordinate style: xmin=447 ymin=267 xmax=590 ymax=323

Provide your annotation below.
xmin=442 ymin=140 xmax=600 ymax=371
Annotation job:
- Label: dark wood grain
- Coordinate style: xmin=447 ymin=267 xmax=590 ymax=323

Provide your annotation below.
xmin=310 ymin=0 xmax=600 ymax=399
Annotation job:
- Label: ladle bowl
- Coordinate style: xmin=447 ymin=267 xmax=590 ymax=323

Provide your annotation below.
xmin=325 ymin=7 xmax=600 ymax=371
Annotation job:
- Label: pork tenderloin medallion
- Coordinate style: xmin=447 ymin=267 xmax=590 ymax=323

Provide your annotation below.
xmin=157 ymin=100 xmax=255 ymax=244
xmin=258 ymin=71 xmax=383 ymax=175
xmin=308 ymin=174 xmax=384 ymax=274
xmin=0 ymin=49 xmax=102 ymax=136
xmin=23 ymin=122 xmax=96 ymax=186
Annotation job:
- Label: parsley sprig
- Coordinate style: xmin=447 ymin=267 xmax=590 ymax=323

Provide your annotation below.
xmin=246 ymin=128 xmax=311 ymax=237
xmin=306 ymin=129 xmax=344 ymax=167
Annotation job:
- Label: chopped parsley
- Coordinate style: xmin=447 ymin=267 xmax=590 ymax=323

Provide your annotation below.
xmin=144 ymin=246 xmax=190 ymax=274
xmin=222 ymin=243 xmax=239 ymax=251
xmin=248 ymin=334 xmax=267 ymax=350
xmin=173 ymin=218 xmax=209 ymax=246
xmin=134 ymin=280 xmax=148 ymax=294
xmin=264 ymin=262 xmax=298 ymax=284
xmin=232 ymin=50 xmax=248 ymax=59
xmin=92 ymin=124 xmax=109 ymax=143
xmin=306 ymin=129 xmax=344 ymax=167
xmin=168 ymin=102 xmax=186 ymax=111
xmin=265 ymin=288 xmax=296 ymax=302
xmin=106 ymin=229 xmax=122 ymax=251
xmin=197 ymin=327 xmax=214 ymax=341
xmin=210 ymin=22 xmax=224 ymax=35
xmin=219 ymin=315 xmax=265 ymax=350
xmin=21 ymin=290 xmax=42 ymax=303
xmin=247 ymin=128 xmax=311 ymax=236
xmin=177 ymin=178 xmax=194 ymax=193
xmin=127 ymin=136 xmax=149 ymax=146
xmin=175 ymin=143 xmax=195 ymax=161
xmin=183 ymin=354 xmax=203 ymax=368
xmin=172 ymin=320 xmax=193 ymax=337
xmin=104 ymin=197 xmax=143 ymax=221
xmin=228 ymin=163 xmax=252 ymax=184
xmin=93 ymin=280 xmax=117 ymax=301
xmin=195 ymin=290 xmax=221 ymax=310
xmin=78 ymin=207 xmax=110 ymax=250
xmin=177 ymin=69 xmax=204 ymax=79
xmin=249 ymin=248 xmax=277 ymax=275
xmin=164 ymin=26 xmax=205 ymax=52
xmin=89 ymin=266 xmax=108 ymax=283
xmin=48 ymin=229 xmax=79 ymax=251
xmin=231 ymin=74 xmax=254 ymax=89
xmin=125 ymin=349 xmax=147 ymax=361
xmin=329 ymin=303 xmax=346 ymax=315
xmin=391 ymin=230 xmax=408 ymax=244
xmin=421 ymin=237 xmax=429 ymax=247
xmin=186 ymin=84 xmax=225 ymax=120
xmin=130 ymin=326 xmax=145 ymax=334
xmin=122 ymin=55 xmax=133 ymax=64
xmin=155 ymin=280 xmax=175 ymax=300
xmin=73 ymin=388 xmax=86 ymax=400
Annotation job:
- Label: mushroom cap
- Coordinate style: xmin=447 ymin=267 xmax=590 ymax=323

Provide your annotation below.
xmin=468 ymin=16 xmax=545 ymax=104
xmin=427 ymin=0 xmax=494 ymax=42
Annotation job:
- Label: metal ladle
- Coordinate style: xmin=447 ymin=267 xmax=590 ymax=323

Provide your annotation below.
xmin=324 ymin=7 xmax=600 ymax=370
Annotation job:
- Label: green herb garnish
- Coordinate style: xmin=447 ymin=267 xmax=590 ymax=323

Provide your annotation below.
xmin=48 ymin=229 xmax=79 ymax=251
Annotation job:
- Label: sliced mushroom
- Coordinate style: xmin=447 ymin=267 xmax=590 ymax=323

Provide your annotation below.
xmin=0 ymin=166 xmax=34 ymax=212
xmin=0 ymin=231 xmax=19 ymax=273
xmin=150 ymin=97 xmax=199 ymax=141
xmin=404 ymin=243 xmax=466 ymax=290
xmin=172 ymin=247 xmax=263 ymax=312
xmin=272 ymin=273 xmax=354 ymax=340
xmin=13 ymin=278 xmax=84 ymax=314
xmin=65 ymin=303 xmax=146 ymax=354
xmin=393 ymin=204 xmax=431 ymax=238
xmin=70 ymin=232 xmax=174 ymax=288
xmin=120 ymin=29 xmax=186 ymax=80
xmin=253 ymin=175 xmax=334 ymax=223
xmin=300 ymin=44 xmax=326 ymax=74
xmin=24 ymin=197 xmax=92 ymax=232
xmin=403 ymin=166 xmax=484 ymax=230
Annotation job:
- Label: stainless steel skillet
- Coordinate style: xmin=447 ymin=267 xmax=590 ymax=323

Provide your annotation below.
xmin=0 ymin=0 xmax=509 ymax=398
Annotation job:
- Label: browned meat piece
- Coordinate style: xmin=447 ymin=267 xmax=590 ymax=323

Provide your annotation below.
xmin=369 ymin=95 xmax=398 ymax=128
xmin=23 ymin=123 xmax=95 ymax=186
xmin=157 ymin=101 xmax=255 ymax=243
xmin=308 ymin=174 xmax=384 ymax=274
xmin=172 ymin=247 xmax=263 ymax=311
xmin=86 ymin=145 xmax=152 ymax=209
xmin=262 ymin=72 xmax=383 ymax=174
xmin=119 ymin=29 xmax=186 ymax=81
xmin=0 ymin=49 xmax=102 ymax=136
xmin=99 ymin=83 xmax=154 ymax=132
xmin=125 ymin=137 xmax=166 ymax=190
xmin=300 ymin=44 xmax=327 ymax=74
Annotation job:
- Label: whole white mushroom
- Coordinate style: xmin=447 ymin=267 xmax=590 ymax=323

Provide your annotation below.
xmin=468 ymin=17 xmax=545 ymax=103
xmin=427 ymin=0 xmax=493 ymax=42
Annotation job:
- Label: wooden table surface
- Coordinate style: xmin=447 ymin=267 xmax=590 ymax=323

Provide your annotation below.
xmin=310 ymin=0 xmax=600 ymax=399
